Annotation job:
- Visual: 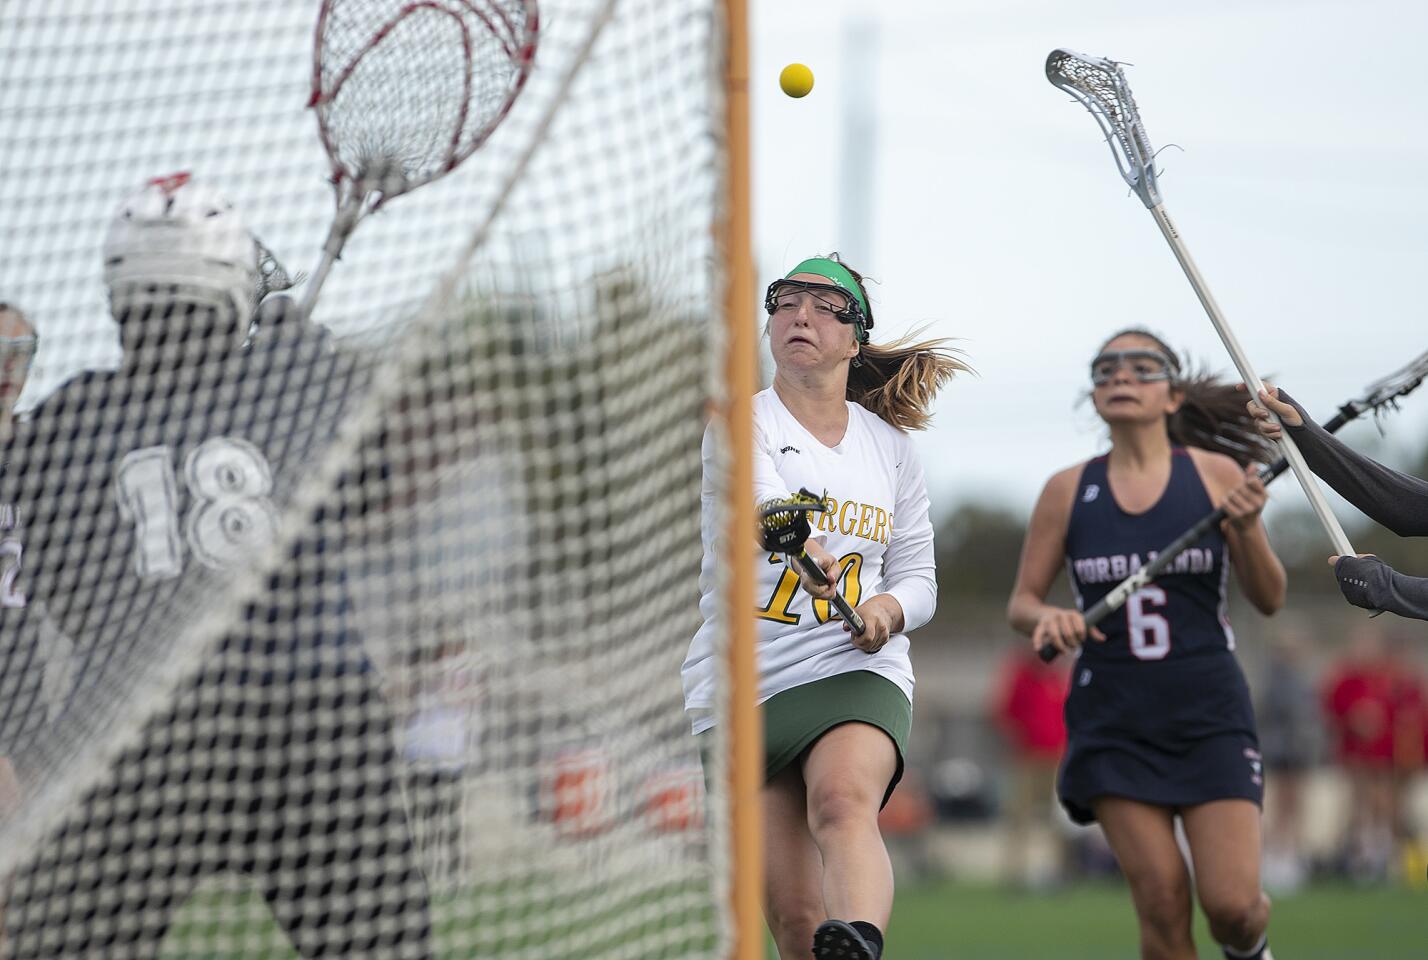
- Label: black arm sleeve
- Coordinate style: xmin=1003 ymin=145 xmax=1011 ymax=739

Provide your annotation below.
xmin=1281 ymin=391 xmax=1428 ymax=537
xmin=1335 ymin=555 xmax=1428 ymax=622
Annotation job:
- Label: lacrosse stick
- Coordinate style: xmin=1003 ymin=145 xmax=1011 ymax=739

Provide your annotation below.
xmin=300 ymin=0 xmax=539 ymax=316
xmin=1041 ymin=346 xmax=1428 ymax=661
xmin=1045 ymin=49 xmax=1354 ymax=559
xmin=759 ymin=489 xmax=866 ymax=636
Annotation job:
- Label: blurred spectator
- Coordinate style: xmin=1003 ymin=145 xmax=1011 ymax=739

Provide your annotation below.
xmin=399 ymin=639 xmax=483 ymax=889
xmin=0 ymin=303 xmax=37 ymax=440
xmin=1321 ymin=624 xmax=1427 ymax=883
xmin=991 ymin=646 xmax=1070 ymax=888
xmin=1255 ymin=620 xmax=1321 ymax=893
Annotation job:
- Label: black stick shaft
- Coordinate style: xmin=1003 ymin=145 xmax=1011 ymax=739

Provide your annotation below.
xmin=791 ymin=552 xmax=867 ymax=635
xmin=1039 ymin=401 xmax=1360 ymax=662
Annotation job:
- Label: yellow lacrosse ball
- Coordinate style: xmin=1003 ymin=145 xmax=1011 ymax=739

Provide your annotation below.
xmin=780 ymin=63 xmax=814 ymax=98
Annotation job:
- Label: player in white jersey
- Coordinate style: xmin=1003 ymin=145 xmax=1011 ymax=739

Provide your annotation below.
xmin=683 ymin=255 xmax=966 ymax=960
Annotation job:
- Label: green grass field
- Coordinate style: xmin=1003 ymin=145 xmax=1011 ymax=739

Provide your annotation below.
xmin=883 ymin=880 xmax=1425 ymax=960
xmin=156 ymin=877 xmax=1425 ymax=959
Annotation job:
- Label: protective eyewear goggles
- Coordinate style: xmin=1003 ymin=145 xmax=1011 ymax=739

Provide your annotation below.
xmin=0 ymin=335 xmax=37 ymax=371
xmin=1090 ymin=349 xmax=1176 ymax=386
xmin=764 ymin=280 xmax=868 ymax=331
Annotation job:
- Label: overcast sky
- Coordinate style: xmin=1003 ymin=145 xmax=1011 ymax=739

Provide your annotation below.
xmin=4 ymin=0 xmax=1425 ymax=543
xmin=750 ymin=0 xmax=1428 ymax=536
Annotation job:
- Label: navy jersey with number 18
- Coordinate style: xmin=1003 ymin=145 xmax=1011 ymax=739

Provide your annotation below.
xmin=0 ymin=321 xmax=370 ymax=757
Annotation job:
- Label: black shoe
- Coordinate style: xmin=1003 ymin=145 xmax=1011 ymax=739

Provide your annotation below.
xmin=813 ymin=919 xmax=875 ymax=960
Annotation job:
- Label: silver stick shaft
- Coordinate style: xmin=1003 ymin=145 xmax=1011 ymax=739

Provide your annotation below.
xmin=1148 ymin=203 xmax=1355 ymax=556
xmin=298 ymin=191 xmax=368 ymax=319
xmin=298 ymin=242 xmax=339 ymax=319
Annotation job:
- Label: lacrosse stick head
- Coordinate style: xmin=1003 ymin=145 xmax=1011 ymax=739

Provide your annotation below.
xmin=758 ymin=488 xmax=829 ymax=554
xmin=1351 ymin=348 xmax=1428 ymax=422
xmin=310 ymin=0 xmax=539 ymax=207
xmin=1046 ymin=49 xmax=1162 ymax=208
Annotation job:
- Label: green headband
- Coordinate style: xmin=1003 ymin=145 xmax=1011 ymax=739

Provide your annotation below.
xmin=785 ymin=258 xmax=870 ymax=321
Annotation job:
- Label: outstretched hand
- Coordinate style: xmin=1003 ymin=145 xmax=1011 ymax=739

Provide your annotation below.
xmin=1244 ymin=382 xmax=1303 ymax=441
xmin=1330 ymin=553 xmax=1383 ymax=614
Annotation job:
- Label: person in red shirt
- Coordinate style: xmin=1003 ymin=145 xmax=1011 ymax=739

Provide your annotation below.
xmin=1321 ymin=625 xmax=1427 ymax=882
xmin=992 ymin=646 xmax=1071 ymax=888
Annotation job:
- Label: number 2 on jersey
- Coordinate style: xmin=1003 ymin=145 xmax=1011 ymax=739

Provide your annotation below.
xmin=0 ymin=537 xmax=26 ymax=608
xmin=755 ymin=552 xmax=864 ymax=625
xmin=115 ymin=438 xmax=279 ymax=580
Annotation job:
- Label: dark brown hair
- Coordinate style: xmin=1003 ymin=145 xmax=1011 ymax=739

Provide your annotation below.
xmin=830 ymin=255 xmax=971 ymax=432
xmin=0 ymin=302 xmax=30 ymax=327
xmin=1098 ymin=327 xmax=1272 ymax=467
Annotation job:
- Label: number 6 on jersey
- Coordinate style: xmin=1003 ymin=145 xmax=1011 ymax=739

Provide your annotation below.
xmin=1126 ymin=585 xmax=1170 ymax=660
xmin=115 ymin=437 xmax=279 ymax=580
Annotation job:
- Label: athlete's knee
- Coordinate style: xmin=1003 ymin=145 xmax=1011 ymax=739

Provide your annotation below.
xmin=805 ymin=779 xmax=879 ymax=841
xmin=1201 ymin=888 xmax=1269 ymax=944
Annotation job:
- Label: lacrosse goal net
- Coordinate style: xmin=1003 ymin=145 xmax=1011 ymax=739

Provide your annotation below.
xmin=0 ymin=1 xmax=737 ymax=957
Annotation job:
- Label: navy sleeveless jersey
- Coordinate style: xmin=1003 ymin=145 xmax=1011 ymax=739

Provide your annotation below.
xmin=1065 ymin=448 xmax=1233 ymax=664
xmin=1056 ymin=448 xmax=1262 ymax=823
xmin=0 ymin=323 xmax=376 ymax=755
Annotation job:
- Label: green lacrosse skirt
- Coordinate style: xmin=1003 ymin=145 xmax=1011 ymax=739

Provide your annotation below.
xmin=702 ymin=670 xmax=912 ymax=808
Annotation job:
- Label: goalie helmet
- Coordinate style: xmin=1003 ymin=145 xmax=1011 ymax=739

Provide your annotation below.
xmin=103 ymin=172 xmax=261 ymax=333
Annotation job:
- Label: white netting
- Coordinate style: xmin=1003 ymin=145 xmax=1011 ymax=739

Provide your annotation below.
xmin=0 ymin=1 xmax=724 ymax=957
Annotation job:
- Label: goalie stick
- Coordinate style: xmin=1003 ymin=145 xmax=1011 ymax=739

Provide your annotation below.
xmin=301 ymin=0 xmax=539 ymax=316
xmin=1041 ymin=346 xmax=1428 ymax=661
xmin=758 ymin=489 xmax=867 ymax=636
xmin=1045 ymin=48 xmax=1355 ymax=559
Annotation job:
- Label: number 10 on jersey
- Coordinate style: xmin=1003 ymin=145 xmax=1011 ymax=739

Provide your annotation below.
xmin=756 ymin=551 xmax=864 ymax=625
xmin=115 ymin=438 xmax=279 ymax=580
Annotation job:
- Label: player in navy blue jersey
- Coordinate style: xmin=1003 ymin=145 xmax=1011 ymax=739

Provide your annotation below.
xmin=0 ymin=175 xmax=433 ymax=959
xmin=1008 ymin=329 xmax=1287 ymax=960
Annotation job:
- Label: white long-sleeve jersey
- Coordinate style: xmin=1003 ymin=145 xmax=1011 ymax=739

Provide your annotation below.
xmin=681 ymin=388 xmax=937 ymax=734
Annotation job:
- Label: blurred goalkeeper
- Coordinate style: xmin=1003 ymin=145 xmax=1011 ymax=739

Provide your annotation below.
xmin=0 ymin=174 xmax=433 ymax=959
xmin=1249 ymin=384 xmax=1428 ymax=622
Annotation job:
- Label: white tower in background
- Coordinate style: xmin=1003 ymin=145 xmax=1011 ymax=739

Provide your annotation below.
xmin=838 ymin=13 xmax=879 ymax=272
